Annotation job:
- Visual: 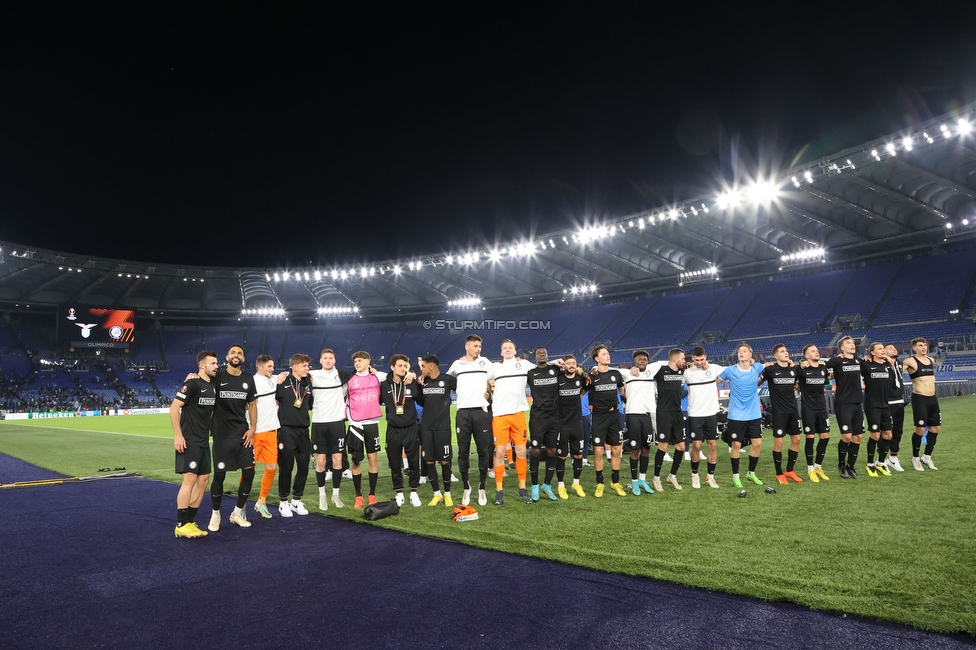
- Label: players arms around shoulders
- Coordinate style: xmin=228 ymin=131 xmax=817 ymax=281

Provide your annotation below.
xmin=168 ymin=335 xmax=944 ymax=537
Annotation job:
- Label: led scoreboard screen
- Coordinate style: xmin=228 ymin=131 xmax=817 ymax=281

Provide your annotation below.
xmin=60 ymin=306 xmax=136 ymax=350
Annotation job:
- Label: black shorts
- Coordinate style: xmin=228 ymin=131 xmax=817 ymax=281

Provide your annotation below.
xmin=559 ymin=421 xmax=584 ymax=456
xmin=801 ymin=409 xmax=830 ymax=435
xmin=591 ymin=411 xmax=622 ymax=447
xmin=864 ymin=405 xmax=892 ymax=433
xmin=312 ymin=421 xmax=347 ymax=455
xmin=212 ymin=434 xmax=254 ymax=472
xmin=347 ymin=423 xmax=381 ymax=464
xmin=834 ymin=403 xmax=864 ymax=435
xmin=529 ymin=414 xmax=560 ymax=450
xmin=655 ymin=411 xmax=685 ymax=446
xmin=421 ymin=428 xmax=453 ymax=462
xmin=726 ymin=418 xmax=762 ymax=444
xmin=625 ymin=413 xmax=654 ymax=450
xmin=176 ymin=443 xmax=211 ymax=475
xmin=910 ymin=394 xmax=941 ymax=428
xmin=770 ymin=410 xmax=800 ymax=439
xmin=688 ymin=415 xmax=718 ymax=441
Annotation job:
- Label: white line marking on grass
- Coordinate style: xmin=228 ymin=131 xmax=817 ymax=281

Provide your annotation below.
xmin=5 ymin=426 xmax=171 ymax=440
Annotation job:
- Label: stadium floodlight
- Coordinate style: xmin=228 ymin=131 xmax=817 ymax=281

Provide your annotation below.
xmin=779 ymin=247 xmax=826 ymax=270
xmin=748 ymin=181 xmax=779 ymax=204
xmin=317 ymin=305 xmax=357 ymax=316
xmin=447 ymin=296 xmax=481 ymax=308
xmin=669 ymin=209 xmax=679 ymax=220
xmin=923 ymin=132 xmax=934 ymax=143
xmin=340 ymin=270 xmax=348 ymax=279
xmin=304 ymin=272 xmax=310 ymax=281
xmin=445 ymin=254 xmax=454 ymax=264
xmin=314 ymin=270 xmax=321 ymax=281
xmin=716 ymin=191 xmax=740 ymax=210
xmin=678 ymin=266 xmax=719 ymax=286
xmin=392 ymin=264 xmax=401 ymax=275
xmin=885 ymin=142 xmax=896 ymax=155
xmin=903 ymin=136 xmax=913 ymax=151
xmin=959 ymin=119 xmax=972 ymax=136
xmin=488 ymin=249 xmax=501 ymax=262
xmin=803 ymin=170 xmax=813 ymax=183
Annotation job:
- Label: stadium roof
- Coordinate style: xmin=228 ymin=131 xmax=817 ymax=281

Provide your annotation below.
xmin=2 ymin=103 xmax=976 ymax=320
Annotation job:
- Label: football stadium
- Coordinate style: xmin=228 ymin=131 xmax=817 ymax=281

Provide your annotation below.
xmin=3 ymin=105 xmax=976 ymax=647
xmin=3 ymin=7 xmax=976 ymax=650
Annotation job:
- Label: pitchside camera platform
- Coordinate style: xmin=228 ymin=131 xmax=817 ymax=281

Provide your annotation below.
xmin=59 ymin=305 xmax=136 ymax=351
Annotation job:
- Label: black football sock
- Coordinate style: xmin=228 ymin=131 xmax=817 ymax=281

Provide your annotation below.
xmin=555 ymin=457 xmax=566 ymax=482
xmin=237 ymin=467 xmax=255 ymax=509
xmin=368 ymin=472 xmax=378 ymax=495
xmin=804 ymin=437 xmax=815 ymax=465
xmin=211 ymin=471 xmax=226 ymax=510
xmin=772 ymin=451 xmax=783 ymax=475
xmin=315 ymin=470 xmax=326 ymax=488
xmin=866 ymin=438 xmax=877 ymax=464
xmin=654 ymin=449 xmax=665 ymax=477
xmin=816 ymin=438 xmax=829 ymax=465
xmin=352 ymin=473 xmax=363 ymax=496
xmin=911 ymin=433 xmax=923 ymax=457
xmin=786 ymin=449 xmax=798 ymax=472
xmin=924 ymin=433 xmax=937 ymax=456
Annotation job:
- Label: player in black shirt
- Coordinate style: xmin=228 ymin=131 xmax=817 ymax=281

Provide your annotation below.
xmin=761 ymin=344 xmax=803 ymax=486
xmin=861 ymin=343 xmax=894 ymax=478
xmin=557 ymin=355 xmax=590 ymax=497
xmin=416 ymin=354 xmax=457 ymax=506
xmin=274 ymin=354 xmax=314 ymax=516
xmin=883 ymin=344 xmax=907 ymax=472
xmin=527 ymin=347 xmax=562 ymax=501
xmin=171 ymin=350 xmax=218 ymax=538
xmin=652 ymin=348 xmax=687 ymax=492
xmin=207 ymin=345 xmax=258 ymax=532
xmin=823 ymin=336 xmax=865 ymax=479
xmin=797 ymin=344 xmax=831 ymax=482
xmin=588 ymin=345 xmax=626 ymax=498
xmin=381 ymin=354 xmax=423 ymax=507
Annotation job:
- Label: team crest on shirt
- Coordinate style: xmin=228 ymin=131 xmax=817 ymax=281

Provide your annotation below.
xmin=406 ymin=389 xmax=412 ymax=396
xmin=242 ymin=382 xmax=248 ymax=389
xmin=515 ymin=362 xmax=521 ymax=369
xmin=705 ymin=371 xmax=711 ymax=377
xmin=575 ymin=380 xmax=580 ymax=387
xmin=479 ymin=360 xmax=485 ymax=367
xmin=549 ymin=368 xmax=555 ymax=375
xmin=438 ymin=381 xmax=444 ymax=387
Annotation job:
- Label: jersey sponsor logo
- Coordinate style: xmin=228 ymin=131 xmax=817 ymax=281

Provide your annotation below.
xmin=805 ymin=378 xmax=826 ymax=384
xmin=594 ymin=384 xmax=619 ymax=391
xmin=425 ymin=387 xmax=446 ymax=395
xmin=219 ymin=390 xmax=248 ymax=399
xmin=870 ymin=372 xmax=890 ymax=379
xmin=198 ymin=397 xmax=216 ymax=406
xmin=662 ymin=374 xmax=683 ymax=382
xmin=559 ymin=388 xmax=580 ymax=397
xmin=843 ymin=366 xmax=860 ymax=372
xmin=773 ymin=378 xmax=795 ymax=384
xmin=533 ymin=377 xmax=558 ymax=386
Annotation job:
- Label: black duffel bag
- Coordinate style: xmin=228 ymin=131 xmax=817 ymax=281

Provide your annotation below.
xmin=363 ymin=500 xmax=400 ymax=521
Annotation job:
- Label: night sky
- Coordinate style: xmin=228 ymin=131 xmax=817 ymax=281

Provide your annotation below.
xmin=2 ymin=3 xmax=975 ymax=268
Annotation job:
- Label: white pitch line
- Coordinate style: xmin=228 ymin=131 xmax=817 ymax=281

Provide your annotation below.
xmin=3 ymin=426 xmax=171 ymax=440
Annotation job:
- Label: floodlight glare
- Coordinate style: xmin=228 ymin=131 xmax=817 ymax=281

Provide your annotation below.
xmin=959 ymin=119 xmax=972 ymax=135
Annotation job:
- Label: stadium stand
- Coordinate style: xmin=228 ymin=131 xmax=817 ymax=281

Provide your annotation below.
xmin=5 ymin=251 xmax=976 ymax=410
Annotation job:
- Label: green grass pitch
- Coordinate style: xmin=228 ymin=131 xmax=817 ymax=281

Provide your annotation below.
xmin=2 ymin=398 xmax=975 ymax=634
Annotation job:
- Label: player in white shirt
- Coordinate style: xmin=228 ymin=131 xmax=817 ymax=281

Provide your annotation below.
xmin=682 ymin=346 xmax=724 ymax=489
xmin=446 ymin=335 xmax=493 ymax=506
xmin=251 ymin=354 xmax=282 ymax=518
xmin=487 ymin=339 xmax=532 ymax=506
xmin=308 ymin=348 xmax=356 ymax=510
xmin=623 ymin=350 xmax=666 ymax=496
